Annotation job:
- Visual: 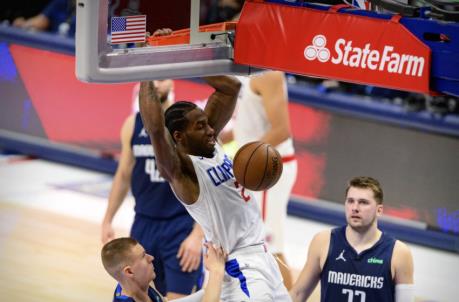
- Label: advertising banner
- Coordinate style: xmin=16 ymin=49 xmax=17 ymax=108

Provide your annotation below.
xmin=235 ymin=2 xmax=431 ymax=93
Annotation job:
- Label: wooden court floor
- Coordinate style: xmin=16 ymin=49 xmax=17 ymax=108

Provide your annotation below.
xmin=0 ymin=200 xmax=317 ymax=302
xmin=0 ymin=202 xmax=128 ymax=302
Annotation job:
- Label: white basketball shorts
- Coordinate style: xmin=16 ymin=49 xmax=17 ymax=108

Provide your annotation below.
xmin=220 ymin=244 xmax=292 ymax=302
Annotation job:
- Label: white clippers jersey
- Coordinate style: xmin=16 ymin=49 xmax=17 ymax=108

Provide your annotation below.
xmin=181 ymin=144 xmax=265 ymax=253
xmin=234 ymin=75 xmax=295 ymax=157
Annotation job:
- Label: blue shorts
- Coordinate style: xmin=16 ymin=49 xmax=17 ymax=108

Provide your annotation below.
xmin=130 ymin=214 xmax=203 ymax=296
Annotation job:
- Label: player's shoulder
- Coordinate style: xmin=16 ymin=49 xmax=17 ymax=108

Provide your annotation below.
xmin=392 ymin=239 xmax=413 ymax=271
xmin=308 ymin=229 xmax=332 ymax=265
xmin=311 ymin=229 xmax=332 ymax=248
xmin=120 ymin=113 xmax=136 ymax=142
xmin=393 ymin=240 xmax=412 ymax=258
xmin=123 ymin=113 xmax=137 ymax=131
xmin=391 ymin=240 xmax=414 ymax=283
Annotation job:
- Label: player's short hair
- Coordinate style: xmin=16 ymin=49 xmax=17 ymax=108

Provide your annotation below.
xmin=164 ymin=101 xmax=197 ymax=140
xmin=101 ymin=237 xmax=138 ymax=279
xmin=346 ymin=176 xmax=384 ymax=204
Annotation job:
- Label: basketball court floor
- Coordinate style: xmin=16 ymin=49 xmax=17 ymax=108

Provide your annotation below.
xmin=0 ymin=154 xmax=457 ymax=301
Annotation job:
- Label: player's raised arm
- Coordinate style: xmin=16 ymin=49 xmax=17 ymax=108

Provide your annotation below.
xmin=203 ymin=75 xmax=241 ymax=136
xmin=138 ymin=81 xmax=180 ymax=182
xmin=252 ymin=71 xmax=291 ymax=147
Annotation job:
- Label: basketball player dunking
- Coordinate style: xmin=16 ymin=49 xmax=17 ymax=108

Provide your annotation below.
xmin=139 ymin=76 xmax=291 ymax=301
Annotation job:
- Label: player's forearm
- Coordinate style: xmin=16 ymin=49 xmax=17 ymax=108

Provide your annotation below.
xmin=139 ymin=81 xmax=166 ymax=136
xmin=259 ymin=127 xmax=290 ymax=148
xmin=202 ymin=269 xmax=225 ymax=302
xmin=289 ymin=271 xmax=320 ymax=302
xmin=190 ymin=223 xmax=205 ymax=239
xmin=204 ymin=76 xmax=240 ymax=120
xmin=204 ymin=76 xmax=240 ymax=135
xmin=289 ymin=287 xmax=309 ymax=302
xmin=204 ymin=76 xmax=241 ymax=97
xmin=260 ymin=96 xmax=291 ymax=147
xmin=103 ymin=172 xmax=131 ymax=223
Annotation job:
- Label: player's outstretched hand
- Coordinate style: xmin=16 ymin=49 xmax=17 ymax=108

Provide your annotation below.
xmin=101 ymin=222 xmax=115 ymax=244
xmin=177 ymin=231 xmax=202 ymax=272
xmin=204 ymin=242 xmax=227 ymax=274
xmin=152 ymin=28 xmax=173 ymax=37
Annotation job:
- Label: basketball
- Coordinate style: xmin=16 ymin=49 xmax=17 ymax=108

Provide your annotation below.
xmin=233 ymin=141 xmax=283 ymax=191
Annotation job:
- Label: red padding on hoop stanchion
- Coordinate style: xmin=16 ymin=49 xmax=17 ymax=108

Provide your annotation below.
xmin=235 ymin=1 xmax=431 ymax=94
xmin=390 ymin=14 xmax=403 ymax=23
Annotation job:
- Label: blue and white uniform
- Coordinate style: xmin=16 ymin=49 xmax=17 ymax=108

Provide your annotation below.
xmin=178 ymin=144 xmax=291 ymax=301
xmin=113 ymin=284 xmax=162 ymax=302
xmin=320 ymin=226 xmax=396 ymax=302
xmin=130 ymin=113 xmax=201 ymax=296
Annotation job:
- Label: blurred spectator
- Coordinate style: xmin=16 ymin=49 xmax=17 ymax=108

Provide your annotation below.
xmin=0 ymin=1 xmax=50 ymax=25
xmin=119 ymin=0 xmax=142 ymax=16
xmin=202 ymin=0 xmax=244 ymax=24
xmin=12 ymin=0 xmax=76 ymax=37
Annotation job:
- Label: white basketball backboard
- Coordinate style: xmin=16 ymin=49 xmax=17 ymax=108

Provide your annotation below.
xmin=75 ymin=0 xmax=253 ymax=83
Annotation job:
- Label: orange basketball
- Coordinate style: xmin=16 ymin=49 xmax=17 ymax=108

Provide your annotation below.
xmin=233 ymin=141 xmax=283 ymax=191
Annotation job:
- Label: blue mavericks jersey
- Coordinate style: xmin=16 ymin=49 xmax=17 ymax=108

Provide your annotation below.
xmin=131 ymin=113 xmax=189 ymax=219
xmin=320 ymin=226 xmax=396 ymax=302
xmin=113 ymin=284 xmax=162 ymax=302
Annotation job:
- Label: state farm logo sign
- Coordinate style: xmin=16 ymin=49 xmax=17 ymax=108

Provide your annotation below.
xmin=304 ymin=34 xmax=425 ymax=77
xmin=304 ymin=35 xmax=330 ymax=62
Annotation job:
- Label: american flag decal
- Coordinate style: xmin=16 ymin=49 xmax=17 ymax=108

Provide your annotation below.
xmin=110 ymin=15 xmax=146 ymax=44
